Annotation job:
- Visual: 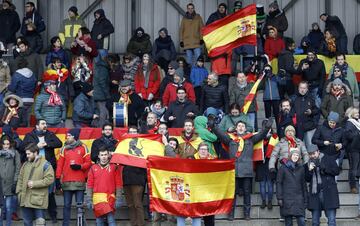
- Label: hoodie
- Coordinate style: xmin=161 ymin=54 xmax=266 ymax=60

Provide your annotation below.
xmin=126 ymin=27 xmax=152 ymax=58
xmin=194 ymin=116 xmax=218 ymax=157
xmin=8 ymin=68 xmax=36 ymax=102
xmin=91 ymin=9 xmax=114 ymax=50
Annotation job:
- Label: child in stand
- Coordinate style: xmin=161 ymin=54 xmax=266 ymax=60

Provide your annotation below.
xmin=190 ymin=56 xmax=208 ymax=106
xmin=71 ymin=55 xmax=92 ymax=97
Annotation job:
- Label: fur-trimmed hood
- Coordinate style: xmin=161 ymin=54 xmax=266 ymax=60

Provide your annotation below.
xmin=325 ymin=80 xmax=352 ymax=96
xmin=3 ymin=94 xmax=23 ymax=107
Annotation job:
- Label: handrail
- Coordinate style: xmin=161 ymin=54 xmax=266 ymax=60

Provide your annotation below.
xmin=79 ymin=0 xmax=103 ymax=20
xmin=166 ymin=0 xmax=186 ymax=17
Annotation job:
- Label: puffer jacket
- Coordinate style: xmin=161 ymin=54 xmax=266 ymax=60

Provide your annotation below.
xmin=72 ymin=92 xmax=98 ymax=125
xmin=229 ymin=82 xmax=256 ymax=113
xmin=58 ymin=16 xmax=86 ymax=49
xmin=45 ymin=47 xmax=70 ymax=68
xmin=190 ymin=65 xmax=208 ymax=87
xmin=91 ymin=9 xmax=114 ymax=50
xmin=34 ymin=88 xmax=66 ymax=125
xmin=0 ymin=149 xmax=21 ymax=195
xmin=179 ymin=12 xmax=204 ymax=50
xmin=200 ymin=83 xmax=229 ymax=113
xmin=312 ymin=121 xmax=344 ymax=156
xmin=7 ymin=68 xmax=36 ymax=103
xmin=163 ymin=99 xmax=199 ymax=128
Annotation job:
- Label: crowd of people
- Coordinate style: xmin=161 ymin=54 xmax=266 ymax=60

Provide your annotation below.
xmin=0 ymin=0 xmax=359 ymax=226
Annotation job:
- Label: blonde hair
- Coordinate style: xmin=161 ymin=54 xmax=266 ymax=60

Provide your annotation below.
xmin=345 ymin=107 xmax=359 ymax=119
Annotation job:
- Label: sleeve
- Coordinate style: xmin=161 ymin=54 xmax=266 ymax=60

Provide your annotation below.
xmin=187 ymin=85 xmax=196 ymax=104
xmin=126 ymin=40 xmax=136 ymax=55
xmin=102 ymin=19 xmax=115 ymax=37
xmin=163 ymin=103 xmax=173 ymax=121
xmin=45 ymin=53 xmax=52 ymax=67
xmin=15 ymin=165 xmax=25 ymax=194
xmin=276 ymin=166 xmax=284 ymax=200
xmin=311 ymin=126 xmax=324 ymax=148
xmin=165 ymin=145 xmax=176 ymax=157
xmin=148 ymin=68 xmax=161 ymax=95
xmin=162 ymin=85 xmax=170 ymax=107
xmin=320 ymin=95 xmax=329 ymax=118
xmin=276 ymin=13 xmax=288 ymax=33
xmin=115 ymin=165 xmax=123 ymax=188
xmin=35 ymin=13 xmax=46 ymax=33
xmin=170 ymin=41 xmax=177 ymax=60
xmin=61 ymin=97 xmax=66 ymax=120
xmin=212 ymin=126 xmax=232 ymax=146
xmin=223 ymin=88 xmax=230 ymax=113
xmin=199 ymin=87 xmax=205 ymax=113
xmin=73 ymin=96 xmax=94 ymax=119
xmin=46 ymin=133 xmax=63 ymax=149
xmin=300 ymin=142 xmax=309 ymax=164
xmin=179 ymin=18 xmax=185 ymax=42
xmin=14 ymin=151 xmax=21 ymax=185
xmin=4 ymin=66 xmax=11 ymax=88
xmin=81 ymin=146 xmax=92 ymax=171
xmin=32 ymin=164 xmax=55 ymax=188
xmin=36 ymin=55 xmax=44 ymax=82
xmin=152 ymin=41 xmax=158 ymax=58
xmin=34 ymin=96 xmax=44 ymax=120
xmin=87 ymin=166 xmax=94 ymax=189
xmin=58 ymin=20 xmax=65 ymax=45
xmin=90 ymin=140 xmax=99 ymax=163
xmin=269 ymin=142 xmax=281 ymax=169
xmin=302 ymin=169 xmax=308 ymax=205
xmin=7 ymin=74 xmax=19 ymax=93
xmin=20 ymin=18 xmax=26 ymax=36
xmin=13 ymin=12 xmax=21 ymax=34
xmin=55 ymin=150 xmax=65 ymax=179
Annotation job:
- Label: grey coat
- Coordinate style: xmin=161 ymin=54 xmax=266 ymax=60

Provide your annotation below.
xmin=0 ymin=149 xmax=21 ymax=195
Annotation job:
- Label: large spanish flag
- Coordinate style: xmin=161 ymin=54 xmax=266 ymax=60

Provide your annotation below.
xmin=147 ymin=156 xmax=235 ymax=217
xmin=111 ymin=134 xmax=164 ymax=168
xmin=202 ymin=4 xmax=257 ymax=58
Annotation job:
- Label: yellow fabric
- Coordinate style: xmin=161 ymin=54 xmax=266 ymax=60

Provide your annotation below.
xmin=150 ymin=169 xmax=235 ymax=203
xmin=242 ymin=75 xmax=264 ymax=114
xmin=269 ymin=135 xmax=279 ymax=147
xmin=176 ymin=136 xmax=204 ymax=151
xmin=113 ymin=138 xmax=164 ymax=159
xmin=93 ymin=193 xmax=115 ymax=205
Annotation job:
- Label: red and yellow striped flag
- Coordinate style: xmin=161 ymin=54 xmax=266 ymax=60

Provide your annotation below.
xmin=111 ymin=134 xmax=164 ymax=168
xmin=241 ymin=74 xmax=264 ymax=114
xmin=202 ymin=4 xmax=257 ymax=58
xmin=147 ymin=156 xmax=235 ymax=217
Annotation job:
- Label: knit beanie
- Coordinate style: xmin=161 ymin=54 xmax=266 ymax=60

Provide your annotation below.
xmin=175 ymin=68 xmax=184 ymax=80
xmin=285 ymin=125 xmax=296 ymax=135
xmin=328 ymin=111 xmax=339 ymax=123
xmin=67 ymin=128 xmax=80 ymax=140
xmin=168 ymin=60 xmax=179 ymax=70
xmin=68 ymin=6 xmax=78 ymax=15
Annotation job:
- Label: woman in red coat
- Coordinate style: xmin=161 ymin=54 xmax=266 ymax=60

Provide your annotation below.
xmin=264 ymin=27 xmax=285 ymax=61
xmin=134 ymin=53 xmax=161 ymax=104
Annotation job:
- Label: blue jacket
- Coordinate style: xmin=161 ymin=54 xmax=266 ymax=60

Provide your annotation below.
xmin=45 ymin=48 xmax=70 ymax=68
xmin=72 ymin=92 xmax=98 ymax=125
xmin=34 ymin=88 xmax=66 ymax=125
xmin=263 ymin=75 xmax=281 ymax=101
xmin=7 ymin=68 xmax=36 ymax=102
xmin=190 ymin=66 xmax=208 ymax=87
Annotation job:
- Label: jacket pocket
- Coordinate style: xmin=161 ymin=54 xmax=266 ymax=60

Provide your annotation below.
xmin=30 ymin=192 xmax=45 ymax=206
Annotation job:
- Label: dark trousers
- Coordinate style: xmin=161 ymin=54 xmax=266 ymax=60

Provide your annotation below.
xmin=278 ymin=80 xmax=295 ymax=100
xmin=336 ymin=35 xmax=348 ymax=54
xmin=284 ymin=216 xmax=305 ymax=226
xmin=235 ymin=177 xmax=252 ymax=216
xmin=203 ymin=215 xmax=215 ymax=226
xmin=348 ymin=152 xmax=360 ymax=189
xmin=264 ymin=100 xmax=280 ymax=128
xmin=124 ymin=185 xmax=145 ymax=226
xmin=48 ymin=192 xmax=57 ymax=220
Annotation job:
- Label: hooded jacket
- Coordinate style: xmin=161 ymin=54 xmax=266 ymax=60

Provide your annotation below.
xmin=162 ymin=79 xmax=196 ymax=107
xmin=263 ymin=9 xmax=288 ymax=36
xmin=200 ymin=83 xmax=229 ymax=113
xmin=91 ymin=9 xmax=114 ymax=50
xmin=126 ymin=27 xmax=152 ymax=58
xmin=194 ymin=116 xmax=217 ymax=156
xmin=0 ymin=7 xmax=21 ymax=44
xmin=20 ymin=9 xmax=46 ymax=36
xmin=153 ymin=28 xmax=176 ymax=61
xmin=8 ymin=68 xmax=36 ymax=102
xmin=59 ymin=15 xmax=86 ymax=49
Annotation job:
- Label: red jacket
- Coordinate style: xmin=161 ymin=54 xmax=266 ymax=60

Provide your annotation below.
xmin=264 ymin=37 xmax=285 ymax=61
xmin=71 ymin=36 xmax=98 ymax=60
xmin=210 ymin=53 xmax=232 ymax=75
xmin=134 ymin=64 xmax=161 ymax=100
xmin=87 ymin=163 xmax=123 ymax=194
xmin=56 ymin=142 xmax=92 ymax=182
xmin=162 ymin=81 xmax=196 ymax=107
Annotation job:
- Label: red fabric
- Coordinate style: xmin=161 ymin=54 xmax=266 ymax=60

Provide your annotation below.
xmin=264 ymin=37 xmax=285 ymax=61
xmin=246 ymin=73 xmax=257 ymax=83
xmin=43 ymin=68 xmax=69 ymax=83
xmin=87 ymin=164 xmax=123 ymax=192
xmin=93 ymin=195 xmax=116 ymax=217
xmin=265 ymin=134 xmax=278 ymax=158
xmin=162 ymin=82 xmax=196 ymax=106
xmin=45 ymin=88 xmax=63 ymax=106
xmin=134 ymin=64 xmax=161 ymax=100
xmin=210 ymin=53 xmax=232 ymax=75
xmin=71 ymin=36 xmax=98 ymax=59
xmin=56 ymin=144 xmax=92 ymax=182
xmin=285 ymin=135 xmax=297 ymax=149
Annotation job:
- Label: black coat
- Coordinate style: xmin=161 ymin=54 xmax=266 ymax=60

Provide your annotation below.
xmin=90 ymin=135 xmax=118 ymax=162
xmin=126 ymin=92 xmax=145 ymax=126
xmin=276 ymin=163 xmax=307 ymax=217
xmin=200 ymin=83 xmax=229 ymax=113
xmin=297 ymin=58 xmax=326 ymax=91
xmin=277 ymin=49 xmax=297 ymax=79
xmin=312 ymin=122 xmax=344 ymax=157
xmin=0 ymin=8 xmax=21 ymax=44
xmin=21 ymin=10 xmax=46 ymax=36
xmin=91 ymin=9 xmax=114 ymax=50
xmin=325 ymin=15 xmax=347 ymax=38
xmin=305 ymin=154 xmax=340 ymax=210
xmin=277 ymin=110 xmax=296 ymax=138
xmin=122 ymin=166 xmax=147 ymax=186
xmin=206 ymin=11 xmax=226 ymax=25
xmin=22 ymin=129 xmax=63 ymax=168
xmin=159 ymin=74 xmax=172 ymax=98
xmin=255 ymin=158 xmax=271 ymax=182
xmin=164 ymin=99 xmax=199 ymax=128
xmin=344 ymin=120 xmax=360 ymax=153
xmin=263 ymin=9 xmax=288 ymax=36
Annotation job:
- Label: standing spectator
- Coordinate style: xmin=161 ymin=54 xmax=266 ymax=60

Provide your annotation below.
xmin=179 ymin=3 xmax=204 ymax=65
xmin=7 ymin=58 xmax=36 ymax=126
xmin=20 ymin=1 xmax=45 ymax=38
xmin=320 ymin=13 xmax=348 ymax=54
xmin=56 ymin=128 xmax=92 ymax=226
xmin=72 ymin=83 xmax=99 ymax=128
xmin=162 ymin=67 xmax=196 ymax=107
xmin=305 ymin=145 xmax=340 ymax=226
xmin=107 ymin=54 xmax=124 ymax=97
xmin=122 ymin=53 xmax=140 ymax=88
xmin=23 ymin=18 xmax=42 ymax=54
xmin=152 ymin=27 xmax=176 ymax=70
xmin=86 ymin=147 xmax=122 ymax=226
xmin=206 ymin=3 xmax=227 ymax=25
xmin=90 ymin=122 xmax=118 ymax=163
xmin=277 ymin=99 xmax=296 ymax=138
xmin=264 ymin=27 xmax=285 ymax=61
xmin=0 ymin=135 xmax=21 ymax=226
xmin=0 ymin=94 xmax=25 ymax=130
xmin=276 ymin=149 xmax=307 ymax=226
xmin=164 ymin=87 xmax=198 ymax=128
xmin=71 ymin=55 xmax=92 ymax=97
xmin=0 ymin=0 xmax=20 ymax=51
xmin=177 ymin=57 xmax=191 ymax=81
xmin=200 ymin=73 xmax=229 ymax=113
xmin=126 ymin=27 xmax=152 ymax=58
xmin=190 ymin=56 xmax=208 ymax=106
xmin=0 ymin=56 xmax=10 ymax=103
xmin=45 ymin=36 xmax=70 ymax=68
xmin=134 ymin=54 xmax=161 ymax=104
xmin=34 ymin=80 xmax=66 ymax=128
xmin=219 ymin=103 xmax=251 ymax=132
xmin=343 ymin=107 xmax=360 ymax=194
xmin=307 ymin=23 xmax=324 ymax=53
xmin=263 ymin=1 xmax=288 ymax=37
xmin=176 ymin=119 xmax=204 ymax=159
xmin=58 ymin=6 xmax=86 ymax=50
xmin=159 ymin=60 xmax=178 ymax=97
xmin=71 ymin=27 xmax=98 ymax=62
xmin=262 ymin=64 xmax=281 ymax=123
xmin=16 ymin=143 xmax=54 ymax=226
xmin=319 ymin=29 xmax=337 ymax=58
xmin=149 ymin=100 xmax=166 ymax=122
xmin=91 ymin=9 xmax=114 ymax=61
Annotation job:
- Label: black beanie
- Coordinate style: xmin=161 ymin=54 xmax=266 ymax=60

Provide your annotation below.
xmin=68 ymin=6 xmax=78 ymax=15
xmin=81 ymin=83 xmax=93 ymax=94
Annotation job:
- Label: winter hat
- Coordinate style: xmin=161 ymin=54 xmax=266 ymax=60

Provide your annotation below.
xmin=328 ymin=111 xmax=339 ymax=123
xmin=158 ymin=27 xmax=168 ymax=36
xmin=218 ymin=3 xmax=227 ymax=10
xmin=204 ymin=107 xmax=218 ymax=117
xmin=81 ymin=83 xmax=94 ymax=94
xmin=307 ymin=144 xmax=319 ymax=154
xmin=197 ymin=55 xmax=204 ymax=62
xmin=289 ymin=147 xmax=301 ymax=157
xmin=119 ymin=79 xmax=131 ymax=87
xmin=175 ymin=68 xmax=184 ymax=80
xmin=234 ymin=1 xmax=242 ymax=10
xmin=168 ymin=60 xmax=179 ymax=70
xmin=332 ymin=78 xmax=343 ymax=86
xmin=256 ymin=4 xmax=266 ymax=20
xmin=285 ymin=125 xmax=296 ymax=135
xmin=68 ymin=6 xmax=78 ymax=15
xmin=67 ymin=128 xmax=81 ymax=140
xmin=269 ymin=1 xmax=279 ymax=10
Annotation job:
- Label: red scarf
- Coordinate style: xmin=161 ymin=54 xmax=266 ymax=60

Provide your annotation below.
xmin=46 ymin=88 xmax=63 ymax=106
xmin=331 ymin=86 xmax=344 ymax=99
xmin=286 ymin=135 xmax=297 ymax=149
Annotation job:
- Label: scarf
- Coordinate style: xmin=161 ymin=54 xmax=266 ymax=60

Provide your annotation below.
xmin=330 ymin=86 xmax=344 ymax=99
xmin=185 ymin=11 xmax=196 ymax=19
xmin=64 ymin=140 xmax=82 ymax=150
xmin=142 ymin=64 xmax=150 ymax=88
xmin=119 ymin=90 xmax=133 ymax=105
xmin=326 ymin=37 xmax=336 ymax=53
xmin=35 ymin=129 xmax=46 ymax=137
xmin=1 ymin=106 xmax=19 ymax=124
xmin=46 ymin=87 xmax=63 ymax=106
xmin=285 ymin=160 xmax=296 ymax=170
xmin=286 ymin=135 xmax=297 ymax=156
xmin=335 ymin=62 xmax=348 ymax=76
xmin=310 ymin=160 xmax=322 ymax=194
xmin=232 ymin=133 xmax=254 ymax=157
xmin=0 ymin=149 xmax=15 ymax=159
xmin=236 ymin=80 xmax=247 ymax=89
xmin=348 ymin=118 xmax=360 ymax=131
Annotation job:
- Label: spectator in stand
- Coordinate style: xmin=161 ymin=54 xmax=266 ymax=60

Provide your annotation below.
xmin=71 ymin=27 xmax=98 ymax=62
xmin=229 ymin=72 xmax=256 ymax=129
xmin=0 ymin=134 xmax=21 ymax=226
xmin=164 ymin=87 xmax=198 ymax=128
xmin=305 ymin=145 xmax=340 ymax=226
xmin=219 ymin=103 xmax=251 ymax=132
xmin=159 ymin=60 xmax=178 ymax=97
xmin=0 ymin=0 xmax=20 ymax=51
xmin=56 ymin=128 xmax=92 ymax=226
xmin=72 ymin=83 xmax=99 ymax=128
xmin=194 ymin=116 xmax=217 ymax=158
xmin=353 ymin=33 xmax=360 ymax=54
xmin=175 ymin=119 xmax=204 ymax=159
xmin=162 ymin=67 xmax=195 ymax=107
xmin=0 ymin=94 xmax=25 ymax=129
xmin=149 ymin=100 xmax=166 ymax=122
xmin=200 ymin=72 xmax=229 ymax=113
xmin=319 ymin=29 xmax=337 ymax=58
xmin=152 ymin=27 xmax=176 ymax=70
xmin=90 ymin=122 xmax=118 ymax=163
xmin=278 ymin=38 xmax=297 ymax=98
xmin=291 ymin=81 xmax=319 ymax=149
xmin=320 ymin=13 xmax=348 ymax=54
xmin=262 ymin=1 xmax=288 ymax=38
xmin=34 ymin=80 xmax=66 ymax=128
xmin=179 ymin=3 xmax=204 ymax=65
xmin=264 ymin=27 xmax=285 ymax=61
xmin=0 ymin=56 xmax=10 ymax=103
xmin=190 ymin=56 xmax=208 ymax=106
xmin=12 ymin=36 xmax=26 ymax=59
xmin=297 ymin=49 xmax=326 ymax=107
xmin=276 ymin=148 xmax=307 ymax=226
xmin=86 ymin=146 xmax=122 ymax=226
xmin=323 ymin=65 xmax=352 ymax=98
xmin=20 ymin=1 xmax=46 ymax=40
xmin=134 ymin=53 xmax=161 ymax=105
xmin=277 ymin=99 xmax=296 ymax=138
xmin=126 ymin=27 xmax=152 ymax=58
xmin=45 ymin=36 xmax=70 ymax=68
xmin=122 ymin=53 xmax=140 ymax=88
xmin=91 ymin=9 xmax=114 ymax=61
xmin=23 ymin=18 xmax=42 ymax=54
xmin=7 ymin=58 xmax=36 ymax=127
xmin=59 ymin=6 xmax=86 ymax=50
xmin=321 ymin=78 xmax=353 ymax=124
xmin=344 ymin=107 xmax=360 ymax=194
xmin=16 ymin=143 xmax=54 ymax=226
xmin=306 ymin=23 xmax=324 ymax=53
xmin=262 ymin=64 xmax=281 ymax=125
xmin=71 ymin=55 xmax=92 ymax=97
xmin=206 ymin=3 xmax=227 ymax=25
xmin=107 ymin=54 xmax=124 ymax=97
xmin=328 ymin=54 xmax=359 ymax=100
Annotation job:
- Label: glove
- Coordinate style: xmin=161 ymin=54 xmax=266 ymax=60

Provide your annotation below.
xmin=180 ymin=42 xmax=184 ymax=48
xmin=278 ymin=199 xmax=283 ymax=207
xmin=55 ymin=179 xmax=62 ymax=190
xmin=70 ymin=164 xmax=82 ymax=170
xmin=11 ymin=183 xmax=16 ymax=194
xmin=200 ymin=40 xmax=204 ymax=45
xmin=148 ymin=93 xmax=154 ymax=101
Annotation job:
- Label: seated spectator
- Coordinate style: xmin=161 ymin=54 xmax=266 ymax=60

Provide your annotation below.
xmin=219 ymin=103 xmax=251 ymax=132
xmin=71 ymin=27 xmax=98 ymax=61
xmin=307 ymin=23 xmax=324 ymax=53
xmin=319 ymin=29 xmax=337 ymax=58
xmin=71 ymin=55 xmax=92 ymax=97
xmin=162 ymin=68 xmax=195 ymax=107
xmin=0 ymin=56 xmax=10 ymax=103
xmin=72 ymin=83 xmax=99 ymax=128
xmin=12 ymin=36 xmax=26 ymax=59
xmin=149 ymin=100 xmax=166 ymax=122
xmin=122 ymin=53 xmax=140 ymax=88
xmin=126 ymin=27 xmax=152 ymax=58
xmin=0 ymin=94 xmax=25 ymax=129
xmin=45 ymin=36 xmax=70 ymax=68
xmin=159 ymin=60 xmax=178 ymax=97
xmin=200 ymin=72 xmax=229 ymax=113
xmin=264 ymin=27 xmax=285 ymax=61
xmin=177 ymin=57 xmax=191 ymax=81
xmin=190 ymin=56 xmax=208 ymax=105
xmin=152 ymin=27 xmax=176 ymax=71
xmin=323 ymin=65 xmax=352 ymax=98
